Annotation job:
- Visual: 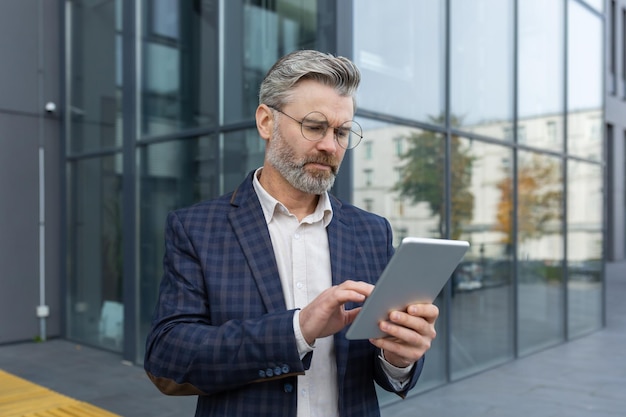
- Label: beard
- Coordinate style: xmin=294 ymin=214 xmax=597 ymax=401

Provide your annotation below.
xmin=266 ymin=126 xmax=341 ymax=195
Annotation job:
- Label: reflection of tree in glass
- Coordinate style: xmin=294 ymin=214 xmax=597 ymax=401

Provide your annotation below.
xmin=393 ymin=117 xmax=475 ymax=239
xmin=494 ymin=153 xmax=562 ymax=246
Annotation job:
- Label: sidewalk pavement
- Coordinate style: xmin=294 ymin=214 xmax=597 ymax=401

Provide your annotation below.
xmin=1 ymin=274 xmax=624 ymax=417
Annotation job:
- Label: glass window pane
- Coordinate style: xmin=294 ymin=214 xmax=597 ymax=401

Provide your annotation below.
xmin=451 ymin=0 xmax=514 ymax=140
xmin=223 ymin=0 xmax=319 ymax=124
xmin=354 ymin=119 xmax=446 ymax=397
xmin=354 ymin=1 xmax=445 ymax=124
xmin=137 ymin=129 xmax=264 ymax=361
xmin=137 ymin=138 xmax=217 ymax=356
xmin=140 ymin=0 xmax=219 ymax=136
xmin=567 ymin=0 xmax=603 ymax=161
xmin=151 ymin=0 xmax=179 ymax=38
xmin=582 ymin=0 xmax=604 ymax=12
xmin=355 ymin=120 xmax=445 ymax=243
xmin=450 ymin=139 xmax=514 ymax=379
xmin=69 ymin=0 xmax=122 ymax=154
xmin=567 ymin=161 xmax=603 ymax=338
xmin=67 ymin=155 xmax=124 ymax=351
xmin=517 ymin=151 xmax=565 ymax=356
xmin=518 ymin=0 xmax=564 ymax=152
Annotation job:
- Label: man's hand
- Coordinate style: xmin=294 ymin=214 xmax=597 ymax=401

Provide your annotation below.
xmin=369 ymin=303 xmax=439 ymax=368
xmin=299 ymin=280 xmax=374 ymax=345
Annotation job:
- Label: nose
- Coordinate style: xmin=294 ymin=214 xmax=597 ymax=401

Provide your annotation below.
xmin=316 ymin=127 xmax=340 ymax=153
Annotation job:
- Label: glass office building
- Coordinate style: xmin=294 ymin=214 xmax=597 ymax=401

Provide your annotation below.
xmin=59 ymin=0 xmax=611 ymax=402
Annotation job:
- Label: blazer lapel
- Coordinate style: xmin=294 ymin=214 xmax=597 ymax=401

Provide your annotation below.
xmin=228 ymin=173 xmax=286 ymax=313
xmin=327 ymin=196 xmax=358 ymax=387
xmin=327 ymin=197 xmax=357 ymax=288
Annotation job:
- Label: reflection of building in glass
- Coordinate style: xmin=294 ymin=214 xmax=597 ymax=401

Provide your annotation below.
xmin=354 ymin=126 xmax=440 ymax=246
xmin=355 ymin=109 xmax=602 ymax=262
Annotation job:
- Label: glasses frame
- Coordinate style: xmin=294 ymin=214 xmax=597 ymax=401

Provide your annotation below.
xmin=267 ymin=105 xmax=363 ymax=149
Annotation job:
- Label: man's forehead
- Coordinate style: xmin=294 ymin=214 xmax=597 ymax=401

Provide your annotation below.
xmin=286 ymin=82 xmax=354 ymax=118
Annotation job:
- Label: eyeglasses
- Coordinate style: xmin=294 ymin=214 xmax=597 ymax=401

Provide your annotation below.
xmin=268 ymin=106 xmax=363 ymax=149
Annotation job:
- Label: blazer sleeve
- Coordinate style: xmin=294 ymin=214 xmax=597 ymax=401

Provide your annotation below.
xmin=144 ymin=210 xmax=308 ymax=396
xmin=373 ymin=353 xmax=424 ymax=397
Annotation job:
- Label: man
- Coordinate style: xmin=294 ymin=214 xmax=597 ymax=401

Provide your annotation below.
xmin=144 ymin=49 xmax=439 ymax=417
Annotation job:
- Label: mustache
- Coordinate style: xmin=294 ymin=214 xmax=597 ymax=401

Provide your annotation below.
xmin=299 ymin=155 xmax=340 ymax=173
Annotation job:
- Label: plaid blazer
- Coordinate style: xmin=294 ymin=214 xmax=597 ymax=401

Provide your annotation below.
xmin=144 ymin=171 xmax=423 ymax=417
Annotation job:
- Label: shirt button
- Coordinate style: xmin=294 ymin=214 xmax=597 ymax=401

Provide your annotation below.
xmin=296 ymin=282 xmax=303 ymax=289
xmin=294 ymin=233 xmax=300 ymax=239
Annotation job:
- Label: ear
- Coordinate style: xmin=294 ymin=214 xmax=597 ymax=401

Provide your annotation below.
xmin=256 ymin=104 xmax=274 ymax=142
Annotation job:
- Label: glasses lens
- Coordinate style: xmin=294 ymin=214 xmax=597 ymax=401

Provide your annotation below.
xmin=299 ymin=111 xmax=363 ymax=149
xmin=300 ymin=112 xmax=329 ymax=142
xmin=340 ymin=120 xmax=363 ymax=149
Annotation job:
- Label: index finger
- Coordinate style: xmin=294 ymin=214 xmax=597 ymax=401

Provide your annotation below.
xmin=336 ymin=280 xmax=375 ymax=298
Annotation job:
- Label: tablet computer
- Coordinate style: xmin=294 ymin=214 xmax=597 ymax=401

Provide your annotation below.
xmin=345 ymin=237 xmax=469 ymax=340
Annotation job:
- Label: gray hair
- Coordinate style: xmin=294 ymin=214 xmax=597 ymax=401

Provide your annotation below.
xmin=259 ymin=50 xmax=361 ymax=110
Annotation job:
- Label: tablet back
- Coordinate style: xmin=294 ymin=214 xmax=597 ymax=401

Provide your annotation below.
xmin=345 ymin=237 xmax=469 ymax=340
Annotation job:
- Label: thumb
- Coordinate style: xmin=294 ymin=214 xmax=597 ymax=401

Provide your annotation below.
xmin=344 ymin=306 xmax=362 ymax=325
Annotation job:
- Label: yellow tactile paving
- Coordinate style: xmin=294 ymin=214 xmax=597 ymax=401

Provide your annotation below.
xmin=0 ymin=369 xmax=121 ymax=417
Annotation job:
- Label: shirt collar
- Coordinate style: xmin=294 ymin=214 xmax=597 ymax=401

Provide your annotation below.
xmin=252 ymin=167 xmax=333 ymax=226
